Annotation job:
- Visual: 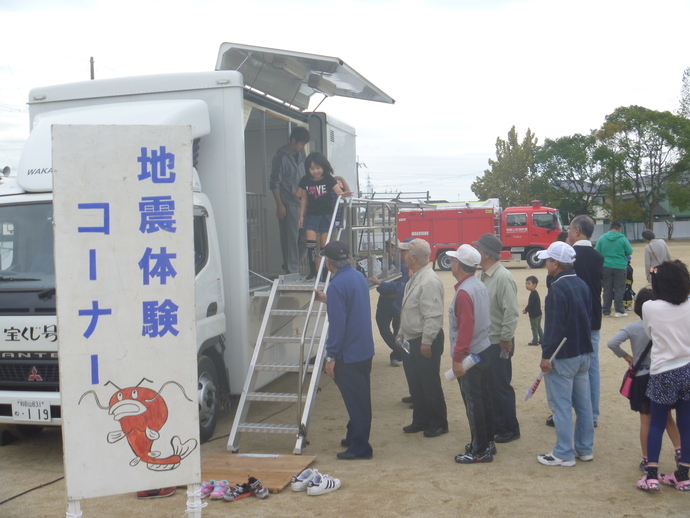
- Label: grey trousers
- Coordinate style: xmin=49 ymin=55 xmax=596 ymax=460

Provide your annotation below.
xmin=602 ymin=267 xmax=626 ymax=315
xmin=278 ymin=199 xmax=306 ymax=274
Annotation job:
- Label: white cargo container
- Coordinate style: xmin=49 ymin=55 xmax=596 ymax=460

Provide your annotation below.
xmin=0 ymin=43 xmax=394 ymax=443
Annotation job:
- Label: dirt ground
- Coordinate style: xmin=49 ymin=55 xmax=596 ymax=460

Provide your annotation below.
xmin=1 ymin=240 xmax=689 ymax=517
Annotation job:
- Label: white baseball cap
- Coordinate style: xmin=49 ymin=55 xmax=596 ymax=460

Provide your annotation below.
xmin=445 ymin=244 xmax=481 ymax=267
xmin=535 ymin=241 xmax=576 ymax=263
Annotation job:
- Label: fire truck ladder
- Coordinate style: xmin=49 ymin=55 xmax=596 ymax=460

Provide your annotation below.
xmin=227 ymin=198 xmax=345 ymax=455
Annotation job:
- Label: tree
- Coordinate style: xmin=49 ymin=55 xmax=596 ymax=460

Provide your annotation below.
xmin=534 ymin=133 xmax=609 ymax=217
xmin=471 ymin=126 xmax=538 ymax=206
xmin=678 ymin=66 xmax=690 ymax=119
xmin=600 ymin=106 xmax=690 ymax=228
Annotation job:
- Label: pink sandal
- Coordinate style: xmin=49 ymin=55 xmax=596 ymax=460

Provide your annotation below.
xmin=659 ymin=472 xmax=690 ymax=491
xmin=636 ymin=475 xmax=660 ymax=491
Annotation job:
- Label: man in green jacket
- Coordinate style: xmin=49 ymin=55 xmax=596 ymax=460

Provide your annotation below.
xmin=595 ymin=222 xmax=633 ymax=318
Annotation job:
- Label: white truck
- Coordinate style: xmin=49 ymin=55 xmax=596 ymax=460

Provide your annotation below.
xmin=0 ymin=43 xmax=394 ymax=443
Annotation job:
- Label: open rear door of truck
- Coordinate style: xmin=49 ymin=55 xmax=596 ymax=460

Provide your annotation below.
xmin=216 ymin=42 xmax=395 ymax=110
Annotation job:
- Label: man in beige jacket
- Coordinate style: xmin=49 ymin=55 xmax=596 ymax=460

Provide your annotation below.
xmin=396 ymin=239 xmax=448 ymax=437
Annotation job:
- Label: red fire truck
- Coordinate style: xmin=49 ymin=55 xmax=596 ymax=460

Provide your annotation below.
xmin=397 ymin=199 xmax=562 ymax=270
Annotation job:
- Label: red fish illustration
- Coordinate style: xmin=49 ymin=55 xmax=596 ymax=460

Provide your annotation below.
xmin=80 ymin=378 xmax=197 ymax=471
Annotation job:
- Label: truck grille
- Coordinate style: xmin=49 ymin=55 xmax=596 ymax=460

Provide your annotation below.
xmin=0 ymin=362 xmax=60 ymax=389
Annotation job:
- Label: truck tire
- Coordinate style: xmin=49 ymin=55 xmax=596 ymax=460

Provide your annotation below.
xmin=197 ymin=355 xmax=219 ymax=443
xmin=437 ymin=251 xmax=453 ymax=271
xmin=526 ymin=248 xmax=546 ymax=269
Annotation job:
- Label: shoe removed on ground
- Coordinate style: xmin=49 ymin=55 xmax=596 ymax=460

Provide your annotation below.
xmin=291 ymin=468 xmax=319 ymax=492
xmin=248 ymin=476 xmax=269 ymax=498
xmin=307 ymin=473 xmax=341 ymax=496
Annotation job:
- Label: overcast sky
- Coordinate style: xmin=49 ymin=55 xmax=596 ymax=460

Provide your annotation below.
xmin=1 ymin=0 xmax=689 ymax=201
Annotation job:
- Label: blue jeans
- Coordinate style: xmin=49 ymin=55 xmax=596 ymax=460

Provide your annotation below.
xmin=544 ymin=354 xmax=594 ymax=461
xmin=589 ymin=329 xmax=600 ymax=423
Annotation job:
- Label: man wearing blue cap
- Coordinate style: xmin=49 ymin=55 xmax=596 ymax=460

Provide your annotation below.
xmin=315 ymin=240 xmax=375 ymax=460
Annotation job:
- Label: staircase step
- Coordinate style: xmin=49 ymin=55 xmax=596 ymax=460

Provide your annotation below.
xmin=255 ymin=363 xmax=314 ymax=373
xmin=263 ymin=335 xmax=320 ymax=345
xmin=278 ymin=283 xmax=325 ymax=292
xmin=270 ymin=309 xmax=310 ymax=317
xmin=246 ymin=392 xmax=306 ymax=403
xmin=237 ymin=423 xmax=300 ymax=434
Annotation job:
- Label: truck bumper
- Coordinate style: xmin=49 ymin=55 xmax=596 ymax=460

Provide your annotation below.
xmin=0 ymin=391 xmax=62 ymax=426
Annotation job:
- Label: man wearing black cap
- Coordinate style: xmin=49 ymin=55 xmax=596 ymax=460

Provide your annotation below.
xmin=473 ymin=233 xmax=521 ymax=444
xmin=314 ymin=240 xmax=375 ymax=460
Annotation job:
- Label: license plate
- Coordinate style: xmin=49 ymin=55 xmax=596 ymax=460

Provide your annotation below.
xmin=12 ymin=399 xmax=51 ymax=422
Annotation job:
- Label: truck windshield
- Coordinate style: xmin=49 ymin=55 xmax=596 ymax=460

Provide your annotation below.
xmin=533 ymin=212 xmax=559 ymax=231
xmin=0 ymin=202 xmax=54 ymax=292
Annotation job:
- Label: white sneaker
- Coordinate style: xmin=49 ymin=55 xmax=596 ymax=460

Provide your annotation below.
xmin=307 ymin=473 xmax=341 ymax=495
xmin=537 ymin=452 xmax=576 ymax=467
xmin=576 ymin=453 xmax=594 ymax=461
xmin=614 ymin=312 xmax=628 ymax=317
xmin=291 ymin=468 xmax=318 ymax=492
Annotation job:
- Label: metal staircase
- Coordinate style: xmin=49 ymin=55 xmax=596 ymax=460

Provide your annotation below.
xmin=228 ymin=195 xmax=400 ymax=454
xmin=227 ymin=199 xmax=342 ymax=455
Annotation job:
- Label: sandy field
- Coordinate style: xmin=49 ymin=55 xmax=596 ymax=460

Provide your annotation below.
xmin=1 ymin=240 xmax=689 ymax=517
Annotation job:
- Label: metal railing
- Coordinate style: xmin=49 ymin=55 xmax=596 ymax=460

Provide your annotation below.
xmin=246 ymin=192 xmax=271 ymax=290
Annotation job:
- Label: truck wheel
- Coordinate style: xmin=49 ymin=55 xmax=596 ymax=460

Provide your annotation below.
xmin=437 ymin=251 xmax=453 ymax=271
xmin=198 ymin=355 xmax=219 ymax=443
xmin=526 ymin=248 xmax=546 ymax=269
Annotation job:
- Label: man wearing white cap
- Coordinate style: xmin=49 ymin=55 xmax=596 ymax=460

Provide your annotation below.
xmin=447 ymin=245 xmax=495 ymax=463
xmin=397 ymin=238 xmax=448 ymax=438
xmin=534 ymin=241 xmax=594 ymax=467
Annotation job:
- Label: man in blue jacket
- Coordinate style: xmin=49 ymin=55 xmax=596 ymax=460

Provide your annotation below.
xmin=315 ymin=241 xmax=375 ymax=460
xmin=535 ymin=241 xmax=594 ymax=467
xmin=369 ymin=238 xmax=412 ymax=367
xmin=595 ymin=222 xmax=633 ymax=318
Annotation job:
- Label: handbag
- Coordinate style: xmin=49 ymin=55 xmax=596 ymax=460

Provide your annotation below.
xmin=620 ymin=340 xmax=653 ymax=399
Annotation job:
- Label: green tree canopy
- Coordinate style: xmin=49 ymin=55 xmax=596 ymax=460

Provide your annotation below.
xmin=600 ymin=105 xmax=690 ymax=227
xmin=533 ymin=133 xmax=608 ymax=217
xmin=471 ymin=126 xmax=538 ymax=206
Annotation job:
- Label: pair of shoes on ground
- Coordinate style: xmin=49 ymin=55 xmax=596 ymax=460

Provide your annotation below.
xmin=401 ymin=396 xmax=413 ymax=403
xmin=137 ymin=487 xmax=176 ymax=499
xmin=338 ymin=438 xmax=373 ymax=459
xmin=546 ymin=414 xmax=597 ymax=428
xmin=527 ymin=341 xmax=540 ymax=346
xmin=224 ymin=477 xmax=269 ymax=501
xmin=638 ymin=471 xmax=690 ymax=491
xmin=337 ymin=450 xmax=372 ymax=460
xmin=390 ymin=359 xmax=402 ymax=367
xmin=615 ymin=312 xmax=628 ymax=317
xmin=455 ymin=442 xmax=496 ymax=463
xmin=292 ymin=468 xmax=342 ymax=495
xmin=201 ymin=478 xmax=268 ymax=501
xmin=494 ymin=431 xmax=520 ymax=443
xmin=537 ymin=451 xmax=593 ymax=467
xmin=465 ymin=441 xmax=497 ymax=456
xmin=402 ymin=423 xmax=448 ymax=437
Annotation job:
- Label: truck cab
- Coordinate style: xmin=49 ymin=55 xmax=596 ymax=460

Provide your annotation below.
xmin=500 ymin=200 xmax=561 ymax=268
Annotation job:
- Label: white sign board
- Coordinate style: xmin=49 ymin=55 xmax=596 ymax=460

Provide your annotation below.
xmin=53 ymin=125 xmax=200 ymax=500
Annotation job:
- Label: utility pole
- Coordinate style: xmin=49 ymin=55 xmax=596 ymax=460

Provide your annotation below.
xmin=356 ymin=155 xmax=368 ymax=197
xmin=90 ymin=57 xmax=94 ymax=80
